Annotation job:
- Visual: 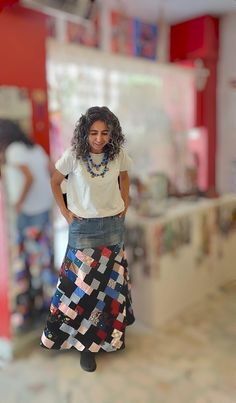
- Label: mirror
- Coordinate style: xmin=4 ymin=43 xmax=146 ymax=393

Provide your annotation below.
xmin=0 ymin=86 xmax=32 ymax=135
xmin=0 ymin=86 xmax=47 ymax=358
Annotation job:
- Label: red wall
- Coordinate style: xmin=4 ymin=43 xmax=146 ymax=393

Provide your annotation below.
xmin=170 ymin=16 xmax=219 ymax=61
xmin=0 ymin=5 xmax=49 ymax=340
xmin=170 ymin=16 xmax=219 ymax=190
xmin=0 ymin=5 xmax=50 ymax=152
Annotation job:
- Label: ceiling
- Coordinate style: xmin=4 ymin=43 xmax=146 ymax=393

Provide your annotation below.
xmin=110 ymin=0 xmax=236 ymax=23
xmin=22 ymin=0 xmax=236 ymax=23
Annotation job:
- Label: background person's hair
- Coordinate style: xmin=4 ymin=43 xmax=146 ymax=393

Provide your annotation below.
xmin=0 ymin=119 xmax=34 ymax=152
xmin=71 ymin=106 xmax=125 ymax=160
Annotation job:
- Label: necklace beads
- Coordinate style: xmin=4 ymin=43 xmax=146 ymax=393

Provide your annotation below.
xmin=85 ymin=153 xmax=109 ymax=178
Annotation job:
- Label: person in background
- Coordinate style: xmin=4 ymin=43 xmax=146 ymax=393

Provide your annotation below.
xmin=0 ymin=119 xmax=56 ymax=332
xmin=41 ymin=106 xmax=135 ymax=372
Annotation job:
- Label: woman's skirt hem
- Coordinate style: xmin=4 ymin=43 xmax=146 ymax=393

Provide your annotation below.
xmin=40 ymin=242 xmax=135 ymax=352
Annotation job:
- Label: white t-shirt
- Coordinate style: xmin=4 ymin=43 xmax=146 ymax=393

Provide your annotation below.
xmin=5 ymin=142 xmax=53 ymax=215
xmin=55 ymin=147 xmax=132 ymax=218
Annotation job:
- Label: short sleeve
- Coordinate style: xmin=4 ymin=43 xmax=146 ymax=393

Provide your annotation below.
xmin=55 ymin=148 xmax=76 ymax=176
xmin=5 ymin=143 xmax=27 ymax=165
xmin=119 ymin=148 xmax=132 ymax=172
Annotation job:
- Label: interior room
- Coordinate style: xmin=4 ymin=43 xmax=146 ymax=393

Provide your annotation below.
xmin=1 ymin=0 xmax=236 ymax=401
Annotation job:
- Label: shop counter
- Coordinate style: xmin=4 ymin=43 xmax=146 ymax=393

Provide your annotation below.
xmin=125 ymin=195 xmax=236 ymax=327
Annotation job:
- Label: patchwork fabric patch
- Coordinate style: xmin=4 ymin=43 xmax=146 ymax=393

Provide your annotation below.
xmin=41 ymin=244 xmax=135 ymax=352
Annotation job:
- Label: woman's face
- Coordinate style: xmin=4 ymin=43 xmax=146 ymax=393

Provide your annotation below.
xmin=88 ymin=120 xmax=110 ymax=154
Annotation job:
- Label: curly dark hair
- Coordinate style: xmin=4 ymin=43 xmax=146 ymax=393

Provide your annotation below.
xmin=0 ymin=119 xmax=34 ymax=153
xmin=71 ymin=106 xmax=125 ymax=160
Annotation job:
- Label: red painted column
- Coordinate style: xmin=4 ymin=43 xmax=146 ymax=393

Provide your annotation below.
xmin=0 ymin=5 xmax=50 ymax=152
xmin=0 ymin=5 xmax=50 ymax=342
xmin=170 ymin=16 xmax=219 ymax=189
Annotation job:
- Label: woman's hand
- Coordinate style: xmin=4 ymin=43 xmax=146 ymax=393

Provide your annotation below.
xmin=61 ymin=207 xmax=82 ymax=224
xmin=118 ymin=208 xmax=127 ymax=218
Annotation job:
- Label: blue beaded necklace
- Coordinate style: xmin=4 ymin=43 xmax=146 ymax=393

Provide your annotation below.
xmin=85 ymin=153 xmax=109 ymax=178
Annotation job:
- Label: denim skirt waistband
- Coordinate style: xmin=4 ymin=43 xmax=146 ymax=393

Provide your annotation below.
xmin=68 ymin=215 xmax=125 ymax=249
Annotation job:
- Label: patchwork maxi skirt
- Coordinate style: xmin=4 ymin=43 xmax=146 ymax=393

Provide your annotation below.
xmin=14 ymin=211 xmax=56 ymax=330
xmin=41 ymin=215 xmax=135 ymax=352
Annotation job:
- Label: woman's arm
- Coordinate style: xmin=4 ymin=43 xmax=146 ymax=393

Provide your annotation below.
xmin=15 ymin=165 xmax=33 ymax=212
xmin=51 ymin=169 xmax=78 ymax=224
xmin=119 ymin=170 xmax=130 ymax=217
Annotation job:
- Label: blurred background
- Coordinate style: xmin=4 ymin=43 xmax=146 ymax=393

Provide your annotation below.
xmin=1 ymin=0 xmax=236 ymax=402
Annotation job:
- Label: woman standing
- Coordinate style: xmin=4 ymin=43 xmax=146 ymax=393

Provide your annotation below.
xmin=0 ymin=119 xmax=55 ymax=331
xmin=41 ymin=106 xmax=135 ymax=372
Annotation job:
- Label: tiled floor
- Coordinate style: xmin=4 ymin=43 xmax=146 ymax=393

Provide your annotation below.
xmin=1 ymin=283 xmax=236 ymax=403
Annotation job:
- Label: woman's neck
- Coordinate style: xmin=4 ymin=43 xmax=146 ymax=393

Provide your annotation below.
xmin=90 ymin=151 xmax=104 ymax=155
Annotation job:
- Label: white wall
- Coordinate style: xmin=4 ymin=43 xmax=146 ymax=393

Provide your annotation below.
xmin=217 ymin=14 xmax=236 ymax=193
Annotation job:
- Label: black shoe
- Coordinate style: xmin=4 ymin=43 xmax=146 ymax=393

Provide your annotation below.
xmin=120 ymin=329 xmax=126 ymax=350
xmin=120 ymin=341 xmax=125 ymax=350
xmin=80 ymin=350 xmax=97 ymax=372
